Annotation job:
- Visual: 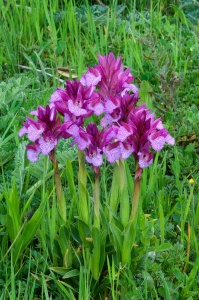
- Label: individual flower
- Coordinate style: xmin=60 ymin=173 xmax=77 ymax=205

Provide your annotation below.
xmin=117 ymin=104 xmax=175 ymax=169
xmin=188 ymin=178 xmax=194 ymax=184
xmin=19 ymin=105 xmax=62 ymax=162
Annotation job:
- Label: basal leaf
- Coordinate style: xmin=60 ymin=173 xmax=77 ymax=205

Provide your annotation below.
xmin=13 ymin=199 xmax=46 ymax=265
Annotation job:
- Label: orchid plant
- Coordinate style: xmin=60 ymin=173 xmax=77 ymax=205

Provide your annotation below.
xmin=19 ymin=53 xmax=174 ymax=278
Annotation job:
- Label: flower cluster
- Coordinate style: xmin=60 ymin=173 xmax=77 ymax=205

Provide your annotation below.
xmin=117 ymin=104 xmax=174 ymax=169
xmin=19 ymin=105 xmax=62 ymax=162
xmin=19 ymin=53 xmax=174 ymax=168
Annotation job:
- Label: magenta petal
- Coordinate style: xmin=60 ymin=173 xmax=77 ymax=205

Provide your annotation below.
xmin=49 ymin=106 xmax=57 ymax=122
xmin=86 ymin=151 xmax=103 ymax=167
xmin=27 ymin=149 xmax=40 ymax=162
xmin=76 ymin=136 xmax=91 ymax=150
xmin=150 ymin=136 xmax=165 ymax=151
xmin=138 ymin=151 xmax=153 ymax=168
xmin=117 ymin=125 xmax=132 ymax=142
xmin=102 ymin=126 xmax=118 ymax=143
xmin=105 ymin=100 xmax=117 ymax=113
xmin=121 ymin=83 xmax=139 ymax=96
xmin=72 ymin=127 xmax=92 ymax=150
xmin=103 ymin=145 xmax=121 ymax=163
xmin=19 ymin=127 xmax=27 ymax=137
xmin=100 ymin=116 xmax=108 ymax=128
xmin=39 ymin=136 xmax=57 ymax=155
xmin=92 ymin=103 xmax=104 ymax=116
xmin=100 ymin=114 xmax=115 ymax=127
xmin=37 ymin=106 xmax=46 ymax=120
xmin=166 ymin=134 xmax=175 ymax=145
xmin=27 ymin=124 xmax=44 ymax=142
xmin=68 ymin=100 xmax=87 ymax=116
xmin=120 ymin=142 xmax=133 ymax=159
xmin=80 ymin=68 xmax=102 ymax=86
xmin=154 ymin=118 xmax=164 ymax=129
xmin=30 ymin=110 xmax=38 ymax=116
xmin=84 ymin=85 xmax=95 ymax=99
xmin=27 ymin=146 xmax=41 ymax=162
xmin=64 ymin=113 xmax=71 ymax=122
xmin=50 ymin=89 xmax=65 ymax=104
xmin=65 ymin=123 xmax=80 ymax=137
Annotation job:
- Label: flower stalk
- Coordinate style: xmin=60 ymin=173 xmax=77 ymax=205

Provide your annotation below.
xmin=109 ymin=161 xmax=119 ymax=217
xmin=78 ymin=149 xmax=89 ymax=226
xmin=130 ymin=162 xmax=142 ymax=222
xmin=118 ymin=158 xmax=129 ymax=227
xmin=93 ymin=169 xmax=100 ymax=230
xmin=50 ymin=151 xmax=66 ymax=223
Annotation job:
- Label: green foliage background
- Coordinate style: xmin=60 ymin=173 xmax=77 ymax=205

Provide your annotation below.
xmin=0 ymin=0 xmax=199 ymax=299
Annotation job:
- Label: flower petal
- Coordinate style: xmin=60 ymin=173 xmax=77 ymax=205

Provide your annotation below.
xmin=150 ymin=135 xmax=166 ymax=151
xmin=138 ymin=151 xmax=153 ymax=168
xmin=166 ymin=134 xmax=175 ymax=145
xmin=80 ymin=67 xmax=102 ymax=87
xmin=68 ymin=99 xmax=87 ymax=116
xmin=18 ymin=126 xmax=27 ymax=137
xmin=103 ymin=143 xmax=121 ymax=163
xmin=117 ymin=125 xmax=132 ymax=142
xmin=120 ymin=142 xmax=133 ymax=159
xmin=86 ymin=149 xmax=103 ymax=167
xmin=26 ymin=144 xmax=41 ymax=162
xmin=39 ymin=136 xmax=57 ymax=155
xmin=27 ymin=124 xmax=45 ymax=142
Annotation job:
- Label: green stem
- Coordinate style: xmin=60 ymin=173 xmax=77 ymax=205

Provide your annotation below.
xmin=53 ymin=157 xmax=66 ymax=223
xmin=94 ymin=171 xmax=100 ymax=230
xmin=78 ymin=150 xmax=87 ymax=187
xmin=78 ymin=150 xmax=89 ymax=225
xmin=109 ymin=161 xmax=119 ymax=216
xmin=130 ymin=162 xmax=141 ymax=222
xmin=119 ymin=158 xmax=129 ymax=227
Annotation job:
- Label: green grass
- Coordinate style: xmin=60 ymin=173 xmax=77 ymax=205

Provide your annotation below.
xmin=0 ymin=0 xmax=199 ymax=299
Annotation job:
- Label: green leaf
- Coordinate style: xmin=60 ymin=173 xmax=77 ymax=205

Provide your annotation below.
xmin=174 ymin=269 xmax=185 ymax=282
xmin=53 ymin=277 xmax=76 ymax=299
xmin=156 ymin=243 xmax=172 ymax=252
xmin=110 ymin=223 xmax=123 ymax=261
xmin=65 ymin=159 xmax=78 ymax=221
xmin=63 ymin=247 xmax=73 ymax=269
xmin=63 ymin=269 xmax=79 ymax=279
xmin=77 ymin=218 xmax=91 ymax=245
xmin=56 ymin=225 xmax=73 ymax=268
xmin=13 ymin=199 xmax=46 ymax=265
xmin=159 ymin=272 xmax=172 ymax=300
xmin=91 ymin=227 xmax=106 ymax=280
xmin=50 ymin=267 xmax=69 ymax=276
xmin=91 ymin=227 xmax=101 ymax=280
xmin=140 ymin=80 xmax=153 ymax=94
xmin=122 ymin=221 xmax=135 ymax=265
xmin=171 ymin=5 xmax=190 ymax=28
xmin=58 ymin=225 xmax=70 ymax=255
xmin=5 ymin=183 xmax=20 ymax=241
